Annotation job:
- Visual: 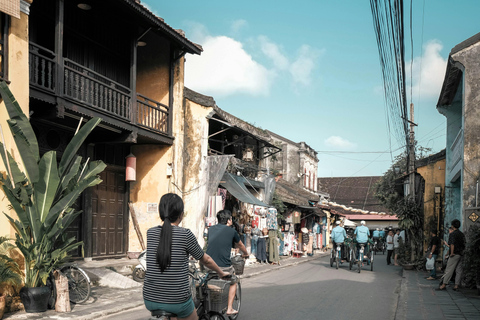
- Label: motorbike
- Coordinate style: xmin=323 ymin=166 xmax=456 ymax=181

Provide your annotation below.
xmin=133 ymin=249 xmax=147 ymax=282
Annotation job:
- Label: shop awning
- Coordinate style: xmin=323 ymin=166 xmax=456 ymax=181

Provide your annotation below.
xmin=220 ymin=173 xmax=269 ymax=207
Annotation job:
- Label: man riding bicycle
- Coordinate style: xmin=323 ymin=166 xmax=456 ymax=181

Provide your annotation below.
xmin=331 ymin=221 xmax=347 ymax=261
xmin=206 ymin=210 xmax=248 ymax=317
xmin=354 ymin=220 xmax=370 ymax=263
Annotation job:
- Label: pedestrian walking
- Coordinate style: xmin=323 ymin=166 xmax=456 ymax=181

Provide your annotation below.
xmin=386 ymin=230 xmax=394 ymax=265
xmin=437 ymin=219 xmax=466 ymax=291
xmin=426 ymin=229 xmax=440 ymax=280
xmin=393 ymin=229 xmax=401 ymax=266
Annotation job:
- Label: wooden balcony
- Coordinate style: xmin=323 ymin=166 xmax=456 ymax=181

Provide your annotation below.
xmin=29 ymin=43 xmax=170 ymax=136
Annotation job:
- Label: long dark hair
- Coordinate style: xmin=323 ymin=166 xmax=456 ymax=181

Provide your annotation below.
xmin=156 ymin=193 xmax=184 ymax=272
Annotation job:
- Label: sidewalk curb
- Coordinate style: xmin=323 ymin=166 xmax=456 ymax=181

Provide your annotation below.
xmin=243 ymin=252 xmax=328 ymax=279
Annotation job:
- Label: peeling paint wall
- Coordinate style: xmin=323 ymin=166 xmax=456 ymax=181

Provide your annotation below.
xmin=181 ymin=97 xmax=213 ymax=247
xmin=452 ymin=41 xmax=480 ymax=232
xmin=0 ymin=9 xmax=31 ymax=238
xmin=126 ymin=56 xmax=187 ymax=254
xmin=417 ymin=158 xmax=446 ymax=246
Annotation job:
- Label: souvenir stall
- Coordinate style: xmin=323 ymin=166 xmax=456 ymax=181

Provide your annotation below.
xmin=280 ymin=210 xmax=301 ymax=256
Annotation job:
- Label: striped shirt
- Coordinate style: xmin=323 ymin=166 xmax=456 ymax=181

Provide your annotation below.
xmin=143 ymin=225 xmax=204 ymax=304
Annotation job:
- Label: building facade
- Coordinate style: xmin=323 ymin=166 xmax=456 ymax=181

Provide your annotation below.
xmin=437 ymin=32 xmax=480 ymax=235
xmin=0 ymin=0 xmax=202 ymax=260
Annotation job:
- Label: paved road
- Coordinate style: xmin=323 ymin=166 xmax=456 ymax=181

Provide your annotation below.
xmin=101 ymin=253 xmax=403 ymax=320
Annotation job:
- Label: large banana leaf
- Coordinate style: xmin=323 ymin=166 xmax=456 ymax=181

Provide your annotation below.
xmin=58 ymin=117 xmax=102 ymax=177
xmin=0 ymin=142 xmax=33 ymax=204
xmin=0 ymin=83 xmax=106 ymax=287
xmin=79 ymin=160 xmax=107 ymax=182
xmin=0 ymin=82 xmax=39 ymax=183
xmin=44 ymin=175 xmax=102 ymax=228
xmin=34 ymin=151 xmax=60 ymax=223
xmin=1 ymin=187 xmax=29 ymax=227
xmin=58 ymin=156 xmax=82 ymax=196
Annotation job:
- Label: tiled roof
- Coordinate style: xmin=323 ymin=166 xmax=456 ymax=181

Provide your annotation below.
xmin=317 ymin=176 xmax=391 ymax=214
xmin=123 ymin=0 xmax=202 ymax=54
xmin=276 ymin=178 xmax=318 ymax=206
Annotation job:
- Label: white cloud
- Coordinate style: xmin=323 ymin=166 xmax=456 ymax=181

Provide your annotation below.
xmin=408 ymin=40 xmax=448 ymax=99
xmin=231 ymin=19 xmax=248 ymax=34
xmin=290 ymin=45 xmax=322 ymax=86
xmin=184 ymin=24 xmax=322 ymax=97
xmin=258 ymin=36 xmax=289 ymax=70
xmin=185 ymin=35 xmax=273 ymax=97
xmin=324 ymin=136 xmax=356 ymax=149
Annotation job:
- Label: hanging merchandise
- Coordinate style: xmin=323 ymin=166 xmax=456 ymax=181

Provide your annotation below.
xmin=266 ymin=208 xmax=278 ymax=230
xmin=259 ymin=217 xmax=267 ymax=231
xmin=286 ymin=212 xmax=293 ymax=223
xmin=206 ymin=196 xmax=222 ymax=226
xmin=292 ymin=211 xmax=301 ymax=224
xmin=217 ymin=188 xmax=227 ymax=210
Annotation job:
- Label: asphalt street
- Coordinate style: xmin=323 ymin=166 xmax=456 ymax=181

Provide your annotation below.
xmin=101 ymin=253 xmax=403 ymax=320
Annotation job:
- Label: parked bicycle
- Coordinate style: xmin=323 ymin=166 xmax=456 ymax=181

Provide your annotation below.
xmin=47 ymin=263 xmax=92 ymax=308
xmin=150 ymin=258 xmax=242 ymax=320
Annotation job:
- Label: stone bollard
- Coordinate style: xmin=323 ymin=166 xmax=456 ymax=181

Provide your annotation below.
xmin=53 ymin=270 xmax=71 ymax=312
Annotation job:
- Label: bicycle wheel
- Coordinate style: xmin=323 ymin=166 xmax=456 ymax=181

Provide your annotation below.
xmin=349 ymin=250 xmax=353 ymax=270
xmin=357 ymin=248 xmax=362 ymax=273
xmin=208 ymin=311 xmax=226 ymax=320
xmin=370 ymin=252 xmax=374 ymax=271
xmin=60 ymin=265 xmax=91 ymax=304
xmin=132 ymin=266 xmax=145 ymax=282
xmin=229 ymin=282 xmax=241 ymax=320
xmin=336 ymin=251 xmax=339 ymax=269
xmin=330 ymin=250 xmax=333 ymax=267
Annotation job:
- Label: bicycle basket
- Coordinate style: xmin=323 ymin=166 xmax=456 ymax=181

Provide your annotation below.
xmin=206 ymin=279 xmax=230 ymax=312
xmin=231 ymin=256 xmax=245 ymax=275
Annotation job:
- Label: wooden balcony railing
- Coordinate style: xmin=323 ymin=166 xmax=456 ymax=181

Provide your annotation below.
xmin=136 ymin=94 xmax=169 ymax=133
xmin=29 ymin=43 xmax=56 ymax=93
xmin=64 ymin=59 xmax=131 ymax=121
xmin=29 ymin=43 xmax=170 ymax=136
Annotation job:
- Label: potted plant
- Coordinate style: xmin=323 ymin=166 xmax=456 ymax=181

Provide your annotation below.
xmin=0 ymin=236 xmax=23 ymax=319
xmin=0 ymin=82 xmax=106 ymax=312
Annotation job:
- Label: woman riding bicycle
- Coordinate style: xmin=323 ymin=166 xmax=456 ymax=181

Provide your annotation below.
xmin=143 ymin=193 xmax=228 ymax=320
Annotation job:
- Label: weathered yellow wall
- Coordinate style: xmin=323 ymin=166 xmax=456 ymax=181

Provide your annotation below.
xmin=127 ymin=144 xmax=172 ymax=253
xmin=181 ymin=98 xmax=213 ymax=247
xmin=0 ymin=11 xmax=30 ymax=238
xmin=417 ymin=158 xmax=446 ymax=248
xmin=127 ymin=55 xmax=188 ymax=254
xmin=136 ymin=34 xmax=171 ymax=106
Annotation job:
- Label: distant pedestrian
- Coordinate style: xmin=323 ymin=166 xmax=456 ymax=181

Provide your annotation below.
xmin=394 ymin=229 xmax=401 ymax=266
xmin=386 ymin=230 xmax=394 ymax=265
xmin=437 ymin=219 xmax=466 ymax=291
xmin=426 ymin=229 xmax=440 ymax=280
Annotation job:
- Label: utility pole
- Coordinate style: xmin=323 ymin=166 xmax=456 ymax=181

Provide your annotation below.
xmin=408 ymin=103 xmax=416 ymax=199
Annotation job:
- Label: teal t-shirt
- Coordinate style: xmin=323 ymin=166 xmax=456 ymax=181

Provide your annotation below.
xmin=354 ymin=225 xmax=370 ymax=243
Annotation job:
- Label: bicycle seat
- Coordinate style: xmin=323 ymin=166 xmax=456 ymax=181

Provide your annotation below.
xmin=151 ymin=310 xmax=177 ymax=318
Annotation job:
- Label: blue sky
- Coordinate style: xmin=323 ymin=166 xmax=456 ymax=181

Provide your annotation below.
xmin=143 ymin=0 xmax=480 ymax=177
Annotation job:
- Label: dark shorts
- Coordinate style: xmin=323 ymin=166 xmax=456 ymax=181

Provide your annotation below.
xmin=144 ymin=297 xmax=195 ymax=318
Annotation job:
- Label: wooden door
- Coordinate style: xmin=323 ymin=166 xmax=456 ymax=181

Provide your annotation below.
xmin=91 ymin=166 xmax=127 ymax=257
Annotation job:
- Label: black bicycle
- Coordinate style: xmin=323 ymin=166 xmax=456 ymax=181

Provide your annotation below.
xmin=330 ymin=242 xmax=343 ymax=269
xmin=47 ymin=263 xmax=92 ymax=309
xmin=356 ymin=242 xmax=374 ymax=273
xmin=150 ymin=260 xmax=241 ymax=320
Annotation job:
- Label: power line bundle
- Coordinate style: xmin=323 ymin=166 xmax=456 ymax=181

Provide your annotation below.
xmin=370 ymin=0 xmax=409 ymax=151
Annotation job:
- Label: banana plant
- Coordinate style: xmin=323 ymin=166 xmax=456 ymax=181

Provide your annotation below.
xmin=0 ymin=82 xmax=106 ymax=287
